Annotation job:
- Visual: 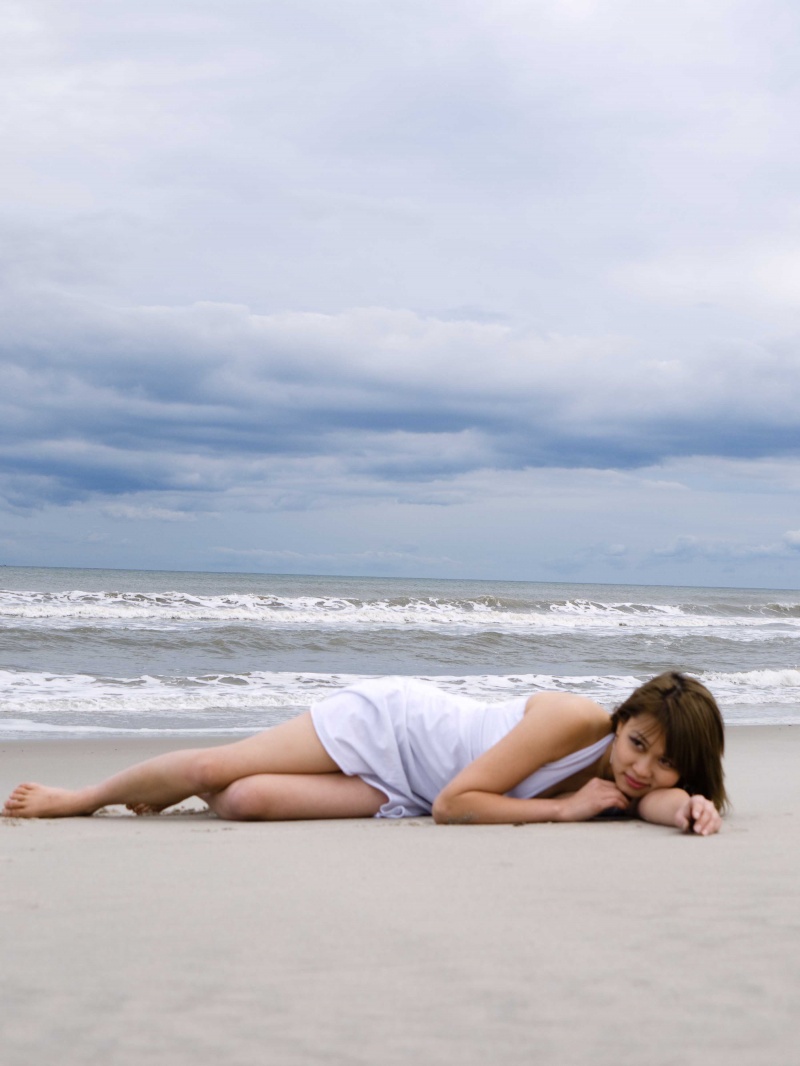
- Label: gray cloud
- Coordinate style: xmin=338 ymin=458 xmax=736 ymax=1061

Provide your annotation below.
xmin=1 ymin=277 xmax=800 ymax=513
xmin=3 ymin=1 xmax=800 ymax=582
xmin=2 ymin=290 xmax=800 ymax=512
xmin=651 ymin=531 xmax=800 ymax=563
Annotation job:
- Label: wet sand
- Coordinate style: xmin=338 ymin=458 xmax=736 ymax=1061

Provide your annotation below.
xmin=1 ymin=726 xmax=799 ymax=1065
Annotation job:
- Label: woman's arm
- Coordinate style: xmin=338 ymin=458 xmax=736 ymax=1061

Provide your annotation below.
xmin=432 ymin=777 xmax=630 ymax=824
xmin=636 ymin=788 xmax=722 ymax=836
xmin=432 ymin=693 xmax=620 ymax=825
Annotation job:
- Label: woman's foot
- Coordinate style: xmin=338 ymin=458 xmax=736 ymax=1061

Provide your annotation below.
xmin=2 ymin=782 xmax=97 ymax=818
xmin=125 ymin=801 xmax=168 ymax=816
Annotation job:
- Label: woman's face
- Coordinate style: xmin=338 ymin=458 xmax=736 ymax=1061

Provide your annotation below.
xmin=610 ymin=713 xmax=681 ymax=798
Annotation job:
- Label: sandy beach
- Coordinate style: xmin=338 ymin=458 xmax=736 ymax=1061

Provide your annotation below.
xmin=1 ymin=726 xmax=799 ymax=1066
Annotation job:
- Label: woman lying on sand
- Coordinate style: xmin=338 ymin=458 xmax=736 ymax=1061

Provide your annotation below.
xmin=3 ymin=671 xmax=726 ymax=834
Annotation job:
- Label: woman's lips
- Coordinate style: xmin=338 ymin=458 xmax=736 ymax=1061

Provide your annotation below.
xmin=624 ymin=773 xmax=648 ymax=791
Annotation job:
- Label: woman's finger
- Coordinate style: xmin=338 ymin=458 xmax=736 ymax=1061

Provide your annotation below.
xmin=690 ymin=797 xmax=721 ymax=835
xmin=676 ymin=802 xmax=692 ymax=832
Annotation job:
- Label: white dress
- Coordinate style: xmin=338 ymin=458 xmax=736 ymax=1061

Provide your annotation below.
xmin=310 ymin=676 xmax=613 ymax=819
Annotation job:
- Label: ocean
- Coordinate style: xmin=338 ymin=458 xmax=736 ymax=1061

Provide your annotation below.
xmin=1 ymin=566 xmax=799 ymax=738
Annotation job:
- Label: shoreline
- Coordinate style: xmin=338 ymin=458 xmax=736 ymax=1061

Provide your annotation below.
xmin=2 ymin=726 xmax=799 ymax=1064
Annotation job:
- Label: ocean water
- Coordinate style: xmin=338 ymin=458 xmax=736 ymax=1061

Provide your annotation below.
xmin=0 ymin=566 xmax=799 ymax=737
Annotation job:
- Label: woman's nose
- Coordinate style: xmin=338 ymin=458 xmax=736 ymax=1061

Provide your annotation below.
xmin=633 ymin=756 xmax=653 ymax=780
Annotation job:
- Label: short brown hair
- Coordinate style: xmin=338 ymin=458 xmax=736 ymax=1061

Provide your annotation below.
xmin=610 ymin=672 xmax=728 ymax=811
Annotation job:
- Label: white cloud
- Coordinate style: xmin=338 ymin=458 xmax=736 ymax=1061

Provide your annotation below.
xmin=652 ymin=534 xmax=796 ymax=562
xmin=3 ymin=0 xmax=800 ymax=583
xmin=103 ymin=504 xmax=197 ymax=522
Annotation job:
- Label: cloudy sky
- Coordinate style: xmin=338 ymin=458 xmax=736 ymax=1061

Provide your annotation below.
xmin=3 ymin=0 xmax=800 ymax=587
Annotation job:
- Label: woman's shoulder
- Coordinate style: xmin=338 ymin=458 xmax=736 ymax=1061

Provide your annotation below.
xmin=521 ymin=692 xmax=612 ymax=748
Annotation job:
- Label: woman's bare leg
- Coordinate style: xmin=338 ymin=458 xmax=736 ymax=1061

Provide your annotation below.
xmin=207 ymin=772 xmax=386 ymax=821
xmin=2 ymin=713 xmax=338 ymax=818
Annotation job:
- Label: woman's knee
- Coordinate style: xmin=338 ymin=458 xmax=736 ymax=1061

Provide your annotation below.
xmin=184 ymin=749 xmax=233 ymax=794
xmin=210 ymin=778 xmax=271 ymax=821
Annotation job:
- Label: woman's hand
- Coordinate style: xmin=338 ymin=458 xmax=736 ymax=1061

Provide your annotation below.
xmin=674 ymin=794 xmax=722 ymax=836
xmin=556 ymin=777 xmax=630 ymax=822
